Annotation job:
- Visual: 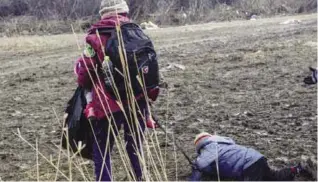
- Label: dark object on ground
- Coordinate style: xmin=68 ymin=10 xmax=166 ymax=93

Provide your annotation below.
xmin=303 ymin=67 xmax=317 ymax=85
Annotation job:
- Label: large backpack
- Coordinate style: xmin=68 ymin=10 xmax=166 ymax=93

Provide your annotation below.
xmin=95 ymin=23 xmax=159 ymax=100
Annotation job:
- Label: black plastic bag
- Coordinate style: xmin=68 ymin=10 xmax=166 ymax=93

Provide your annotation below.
xmin=62 ymin=86 xmax=93 ymax=160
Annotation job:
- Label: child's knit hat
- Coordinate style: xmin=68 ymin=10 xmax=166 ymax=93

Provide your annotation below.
xmin=99 ymin=0 xmax=129 ymax=16
xmin=194 ymin=132 xmax=213 ymax=153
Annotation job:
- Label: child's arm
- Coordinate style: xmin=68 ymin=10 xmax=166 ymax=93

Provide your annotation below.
xmin=188 ymin=166 xmax=202 ymax=181
xmin=74 ymin=55 xmax=98 ymax=89
xmin=74 ymin=41 xmax=101 ymax=89
xmin=196 ymin=144 xmax=218 ymax=169
xmin=189 ymin=143 xmax=218 ymax=181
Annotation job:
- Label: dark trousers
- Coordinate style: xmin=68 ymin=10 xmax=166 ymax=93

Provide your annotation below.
xmin=92 ymin=105 xmax=147 ymax=181
xmin=243 ymin=157 xmax=295 ymax=181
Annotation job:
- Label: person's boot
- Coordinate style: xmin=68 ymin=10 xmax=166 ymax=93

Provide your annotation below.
xmin=293 ymin=156 xmax=317 ymax=180
xmin=301 ymin=156 xmax=317 ymax=180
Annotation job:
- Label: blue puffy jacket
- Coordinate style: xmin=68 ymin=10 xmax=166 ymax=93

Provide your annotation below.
xmin=189 ymin=135 xmax=263 ymax=181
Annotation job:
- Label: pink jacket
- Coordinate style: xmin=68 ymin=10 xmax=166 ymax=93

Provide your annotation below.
xmin=74 ymin=14 xmax=130 ymax=119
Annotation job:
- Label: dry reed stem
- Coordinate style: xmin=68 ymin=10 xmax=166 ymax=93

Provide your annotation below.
xmin=51 ymin=142 xmax=90 ymax=181
xmin=214 ymin=131 xmax=221 ymax=182
xmin=173 ymin=134 xmax=178 ymax=181
xmin=14 ymin=128 xmax=69 ymax=180
xmin=36 ymin=138 xmax=39 ymax=182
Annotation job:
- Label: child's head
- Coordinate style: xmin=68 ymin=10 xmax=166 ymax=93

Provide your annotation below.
xmin=194 ymin=132 xmax=213 ymax=153
xmin=99 ymin=0 xmax=129 ymax=18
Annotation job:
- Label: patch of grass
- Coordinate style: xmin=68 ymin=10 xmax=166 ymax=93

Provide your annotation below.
xmin=0 ymin=33 xmax=84 ymax=53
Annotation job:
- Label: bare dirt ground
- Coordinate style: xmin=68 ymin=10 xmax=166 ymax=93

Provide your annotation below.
xmin=0 ymin=14 xmax=317 ymax=181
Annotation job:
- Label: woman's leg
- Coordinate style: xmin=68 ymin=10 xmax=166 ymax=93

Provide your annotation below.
xmin=243 ymin=157 xmax=297 ymax=181
xmin=243 ymin=157 xmax=268 ymax=181
xmin=123 ymin=108 xmax=146 ymax=180
xmin=92 ymin=118 xmax=121 ymax=181
xmin=264 ymin=165 xmax=297 ymax=181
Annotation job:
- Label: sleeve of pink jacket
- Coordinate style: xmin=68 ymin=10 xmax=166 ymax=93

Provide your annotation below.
xmin=74 ymin=56 xmax=97 ymax=89
xmin=74 ymin=34 xmax=105 ymax=89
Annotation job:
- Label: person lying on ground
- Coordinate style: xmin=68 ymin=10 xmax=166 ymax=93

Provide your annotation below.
xmin=189 ymin=132 xmax=314 ymax=181
xmin=304 ymin=67 xmax=317 ymax=85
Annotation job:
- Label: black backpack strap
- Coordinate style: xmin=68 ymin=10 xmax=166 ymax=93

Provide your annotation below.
xmin=88 ymin=22 xmax=142 ymax=36
xmin=95 ymin=27 xmax=116 ymax=36
xmin=85 ymin=28 xmax=116 ymax=74
xmin=96 ymin=23 xmax=146 ymax=42
xmin=120 ymin=22 xmax=142 ymax=29
xmin=89 ymin=27 xmax=118 ymax=98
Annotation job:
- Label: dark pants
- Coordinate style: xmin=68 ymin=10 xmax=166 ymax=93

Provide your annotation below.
xmin=243 ymin=157 xmax=296 ymax=181
xmin=92 ymin=104 xmax=147 ymax=181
